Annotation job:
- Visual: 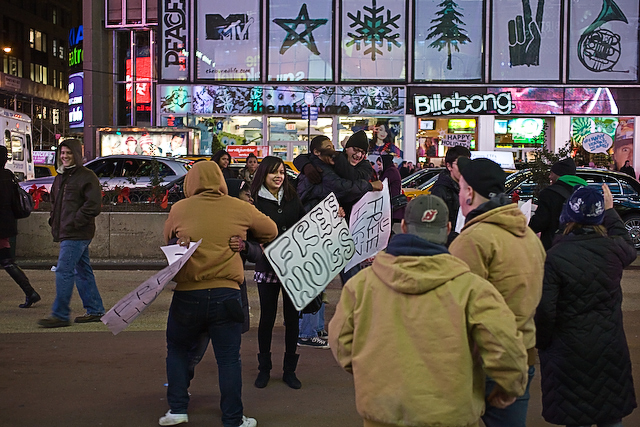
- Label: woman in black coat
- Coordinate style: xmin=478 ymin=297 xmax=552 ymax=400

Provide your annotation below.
xmin=0 ymin=146 xmax=40 ymax=308
xmin=250 ymin=156 xmax=306 ymax=390
xmin=536 ymin=184 xmax=637 ymax=427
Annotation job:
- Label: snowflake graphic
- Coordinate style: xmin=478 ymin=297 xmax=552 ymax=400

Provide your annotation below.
xmin=346 ymin=0 xmax=401 ymax=61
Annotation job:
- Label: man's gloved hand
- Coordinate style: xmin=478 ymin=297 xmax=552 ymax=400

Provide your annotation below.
xmin=303 ymin=163 xmax=323 ymax=185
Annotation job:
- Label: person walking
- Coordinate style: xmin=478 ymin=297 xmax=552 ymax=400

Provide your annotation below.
xmin=329 ymin=195 xmax=529 ymax=427
xmin=536 ymin=185 xmax=637 ymax=427
xmin=38 ymin=139 xmax=105 ymax=328
xmin=0 ymin=146 xmax=40 ymax=308
xmin=449 ymin=158 xmax=546 ymax=427
xmin=430 ymin=145 xmax=471 ymax=245
xmin=161 ymin=161 xmax=277 ymax=427
xmin=529 ymin=157 xmax=587 ymax=250
xmin=250 ymin=156 xmax=307 ymax=389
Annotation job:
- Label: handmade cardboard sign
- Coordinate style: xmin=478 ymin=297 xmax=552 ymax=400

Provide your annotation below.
xmin=265 ymin=193 xmax=355 ymax=311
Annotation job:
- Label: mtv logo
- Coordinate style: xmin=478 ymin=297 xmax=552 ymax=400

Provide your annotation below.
xmin=206 ymin=14 xmax=254 ymax=40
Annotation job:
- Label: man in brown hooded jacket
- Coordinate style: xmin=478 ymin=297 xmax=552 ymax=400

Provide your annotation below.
xmin=38 ymin=139 xmax=105 ymax=328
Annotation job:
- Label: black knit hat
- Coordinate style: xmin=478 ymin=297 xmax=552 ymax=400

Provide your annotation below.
xmin=457 ymin=157 xmax=506 ymax=199
xmin=0 ymin=145 xmax=7 ymax=167
xmin=551 ymin=157 xmax=576 ymax=176
xmin=345 ymin=130 xmax=369 ymax=152
xmin=560 ymin=186 xmax=604 ymax=225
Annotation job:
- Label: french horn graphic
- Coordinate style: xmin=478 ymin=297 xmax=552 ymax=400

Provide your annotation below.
xmin=577 ymin=0 xmax=628 ymax=72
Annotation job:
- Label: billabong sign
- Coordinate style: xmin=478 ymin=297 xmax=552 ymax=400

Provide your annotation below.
xmin=414 ymin=92 xmax=514 ymax=116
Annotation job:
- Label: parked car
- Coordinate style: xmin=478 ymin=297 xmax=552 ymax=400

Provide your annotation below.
xmin=20 ymin=155 xmax=193 ymax=194
xmin=401 ymin=168 xmax=444 ymax=189
xmin=506 ymin=168 xmax=640 ymax=248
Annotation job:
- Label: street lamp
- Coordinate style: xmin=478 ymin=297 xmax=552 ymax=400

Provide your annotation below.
xmin=2 ymin=47 xmax=12 ymax=53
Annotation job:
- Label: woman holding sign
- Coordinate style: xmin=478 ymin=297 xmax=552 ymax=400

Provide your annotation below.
xmin=250 ymin=156 xmax=307 ymax=389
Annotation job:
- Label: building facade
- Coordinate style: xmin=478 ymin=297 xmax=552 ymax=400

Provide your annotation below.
xmin=0 ymin=0 xmax=82 ymax=151
xmin=103 ymin=0 xmax=639 ymax=167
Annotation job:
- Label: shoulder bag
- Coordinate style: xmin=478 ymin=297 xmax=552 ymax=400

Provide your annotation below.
xmin=11 ymin=176 xmax=35 ymax=219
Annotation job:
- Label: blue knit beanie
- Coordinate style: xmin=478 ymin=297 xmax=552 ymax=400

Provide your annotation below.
xmin=560 ymin=186 xmax=605 ymax=225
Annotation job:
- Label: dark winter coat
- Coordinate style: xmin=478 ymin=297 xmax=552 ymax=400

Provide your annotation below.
xmin=293 ymin=151 xmax=375 ymax=182
xmin=528 ymin=180 xmax=574 ymax=250
xmin=430 ymin=170 xmax=460 ymax=244
xmin=0 ymin=168 xmax=18 ymax=238
xmin=49 ymin=139 xmax=102 ymax=242
xmin=253 ymin=187 xmax=306 ymax=273
xmin=379 ymin=163 xmax=403 ymax=221
xmin=297 ymin=155 xmax=373 ymax=214
xmin=536 ymin=209 xmax=637 ymax=425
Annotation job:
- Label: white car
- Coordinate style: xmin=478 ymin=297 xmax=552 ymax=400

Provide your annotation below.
xmin=20 ymin=155 xmax=193 ymax=194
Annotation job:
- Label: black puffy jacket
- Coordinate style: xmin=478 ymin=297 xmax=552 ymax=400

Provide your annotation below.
xmin=535 ymin=209 xmax=637 ymax=425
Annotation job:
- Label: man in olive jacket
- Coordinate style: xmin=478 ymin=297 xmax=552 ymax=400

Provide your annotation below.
xmin=38 ymin=139 xmax=105 ymax=328
xmin=329 ymin=195 xmax=528 ymax=427
xmin=450 ymin=158 xmax=546 ymax=427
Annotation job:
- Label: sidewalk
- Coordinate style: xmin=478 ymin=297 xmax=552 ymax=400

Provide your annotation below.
xmin=1 ymin=268 xmax=640 ymax=426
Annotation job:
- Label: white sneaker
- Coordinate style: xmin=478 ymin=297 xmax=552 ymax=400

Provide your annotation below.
xmin=159 ymin=410 xmax=188 ymax=426
xmin=238 ymin=415 xmax=257 ymax=427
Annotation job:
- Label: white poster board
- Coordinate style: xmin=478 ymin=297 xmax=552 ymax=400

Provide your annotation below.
xmin=101 ymin=240 xmax=202 ymax=335
xmin=265 ymin=193 xmax=355 ymax=311
xmin=345 ymin=180 xmax=391 ymax=271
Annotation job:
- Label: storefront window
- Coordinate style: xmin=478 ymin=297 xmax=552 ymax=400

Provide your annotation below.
xmin=194 ymin=116 xmax=263 ymax=155
xmin=268 ymin=117 xmax=332 ymax=142
xmin=337 ymin=117 xmax=403 ymax=156
xmin=494 ymin=118 xmax=547 ymax=148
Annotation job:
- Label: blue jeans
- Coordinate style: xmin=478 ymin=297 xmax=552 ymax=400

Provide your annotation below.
xmin=166 ymin=288 xmax=244 ymax=427
xmin=298 ymin=303 xmax=325 ymax=339
xmin=483 ymin=365 xmax=535 ymax=427
xmin=52 ymin=239 xmax=104 ymax=321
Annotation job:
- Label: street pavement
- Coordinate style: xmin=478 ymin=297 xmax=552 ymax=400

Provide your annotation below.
xmin=1 ymin=265 xmax=640 ymax=426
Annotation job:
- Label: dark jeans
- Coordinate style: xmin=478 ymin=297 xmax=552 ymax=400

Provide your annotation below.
xmin=256 ymin=282 xmax=299 ymax=355
xmin=483 ymin=365 xmax=535 ymax=427
xmin=166 ymin=288 xmax=244 ymax=427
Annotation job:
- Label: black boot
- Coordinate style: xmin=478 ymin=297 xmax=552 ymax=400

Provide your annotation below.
xmin=254 ymin=352 xmax=271 ymax=388
xmin=283 ymin=353 xmax=301 ymax=389
xmin=4 ymin=263 xmax=41 ymax=308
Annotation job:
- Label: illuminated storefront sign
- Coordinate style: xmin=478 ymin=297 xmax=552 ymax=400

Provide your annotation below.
xmin=126 ymin=57 xmax=152 ymax=103
xmin=414 ymin=92 xmax=514 ymax=116
xmin=68 ymin=72 xmax=84 ymax=128
xmin=161 ymin=0 xmax=189 ymax=80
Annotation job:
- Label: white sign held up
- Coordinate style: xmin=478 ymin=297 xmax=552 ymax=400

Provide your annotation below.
xmin=345 ymin=180 xmax=392 ymax=271
xmin=101 ymin=239 xmax=202 ymax=335
xmin=265 ymin=193 xmax=355 ymax=311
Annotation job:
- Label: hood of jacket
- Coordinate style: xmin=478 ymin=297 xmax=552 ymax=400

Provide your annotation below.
xmin=372 ymin=234 xmax=470 ymax=295
xmin=184 ymin=161 xmax=228 ymax=198
xmin=56 ymin=138 xmax=84 ymax=173
xmin=464 ymin=201 xmax=529 ymax=238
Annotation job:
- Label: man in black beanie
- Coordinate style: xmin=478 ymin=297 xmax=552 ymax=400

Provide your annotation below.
xmin=449 ymin=157 xmax=545 ymax=427
xmin=293 ymin=130 xmax=375 ymax=186
xmin=529 ymin=157 xmax=587 ymax=250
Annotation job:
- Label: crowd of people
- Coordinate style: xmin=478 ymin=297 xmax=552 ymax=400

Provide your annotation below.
xmin=1 ymin=131 xmax=637 ymax=427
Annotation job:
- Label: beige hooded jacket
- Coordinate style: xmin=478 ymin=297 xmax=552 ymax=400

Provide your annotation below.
xmin=163 ymin=161 xmax=277 ymax=291
xmin=329 ymin=248 xmax=528 ymax=427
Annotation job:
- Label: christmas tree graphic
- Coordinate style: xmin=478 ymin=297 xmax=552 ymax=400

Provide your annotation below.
xmin=426 ymin=0 xmax=471 ymax=70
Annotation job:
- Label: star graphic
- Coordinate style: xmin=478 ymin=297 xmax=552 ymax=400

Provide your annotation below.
xmin=273 ymin=4 xmax=328 ymax=55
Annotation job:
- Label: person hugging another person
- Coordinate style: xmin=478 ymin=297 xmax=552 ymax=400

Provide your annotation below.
xmin=250 ymin=156 xmax=308 ymax=389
